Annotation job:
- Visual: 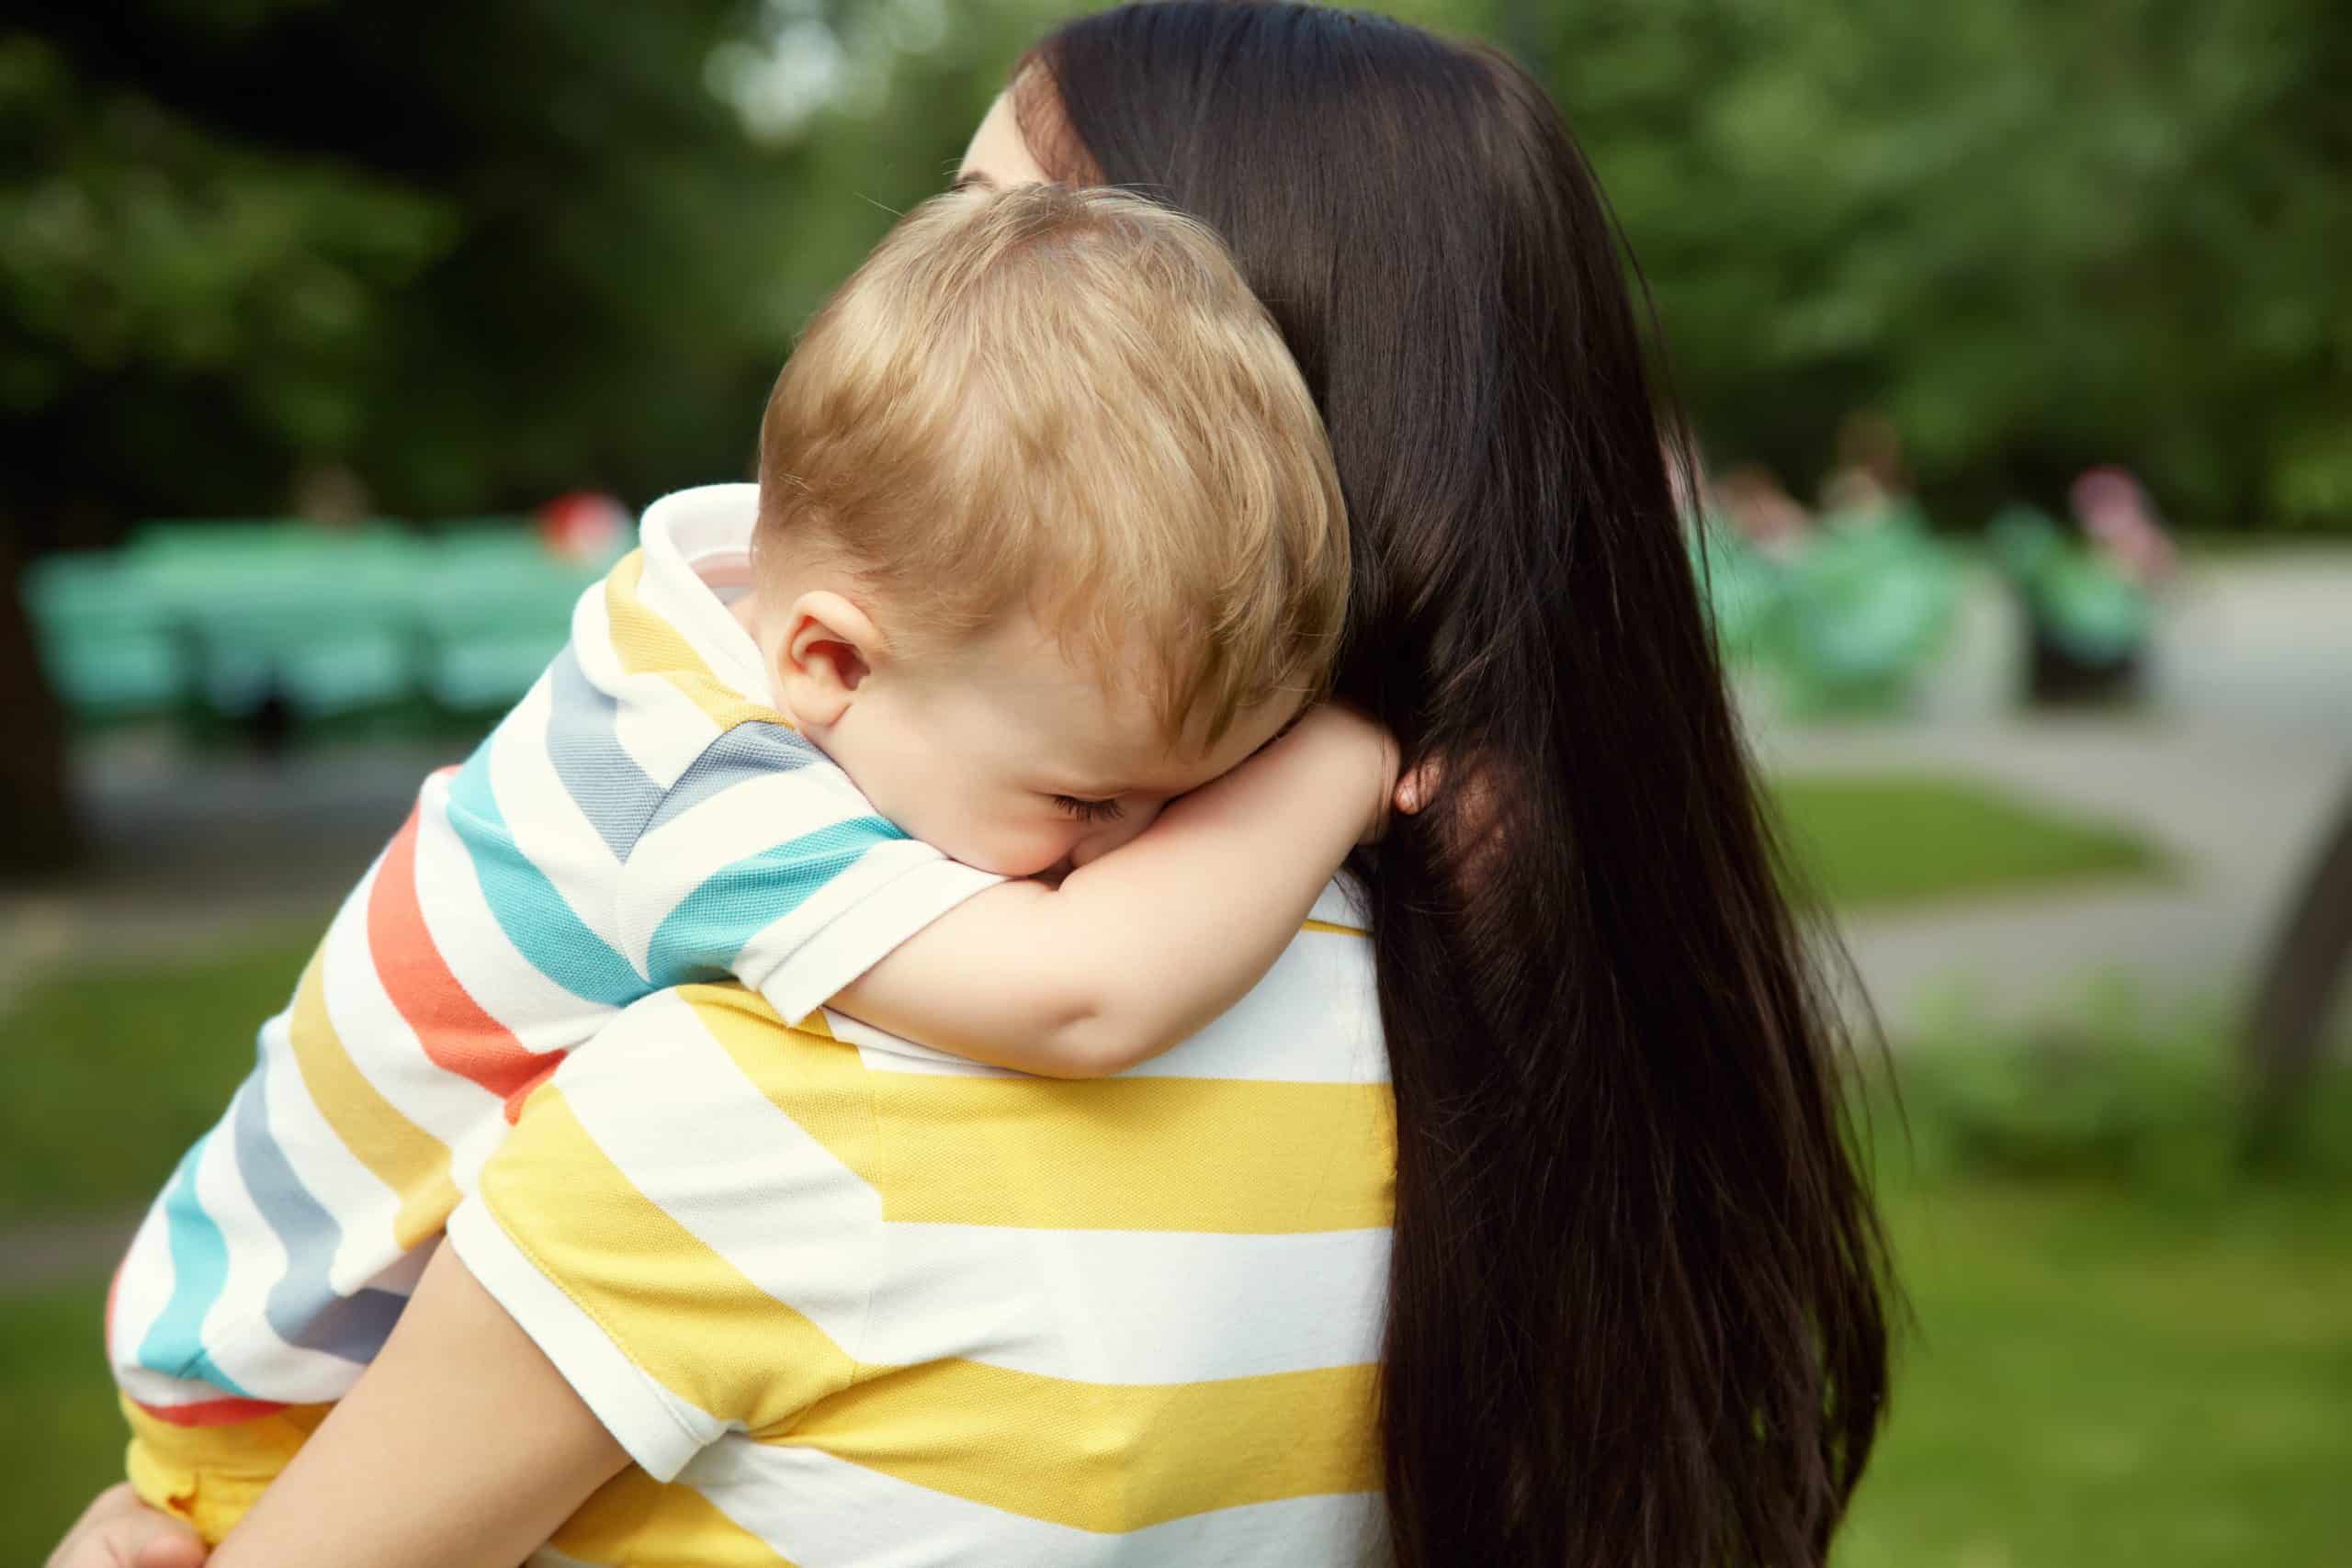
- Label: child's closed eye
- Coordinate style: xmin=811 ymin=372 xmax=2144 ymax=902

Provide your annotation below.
xmin=1052 ymin=795 xmax=1125 ymax=824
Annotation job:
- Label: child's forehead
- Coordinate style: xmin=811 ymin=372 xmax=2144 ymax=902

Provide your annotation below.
xmin=921 ymin=604 xmax=1300 ymax=786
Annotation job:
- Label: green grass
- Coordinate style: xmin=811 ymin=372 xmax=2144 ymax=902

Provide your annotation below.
xmin=1771 ymin=772 xmax=2165 ymax=909
xmin=0 ymin=1277 xmax=124 ymax=1563
xmin=1 ymin=930 xmax=315 ymax=1225
xmin=1838 ymin=1173 xmax=2352 ymax=1567
xmin=1830 ymin=1036 xmax=2352 ymax=1567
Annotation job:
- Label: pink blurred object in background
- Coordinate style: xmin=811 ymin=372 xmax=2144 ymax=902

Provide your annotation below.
xmin=536 ymin=491 xmax=632 ymax=564
xmin=2071 ymin=465 xmax=2177 ymax=586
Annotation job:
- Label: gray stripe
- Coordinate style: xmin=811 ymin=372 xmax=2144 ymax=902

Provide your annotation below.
xmin=546 ymin=644 xmax=666 ymax=859
xmin=640 ymin=720 xmax=821 ymax=840
xmin=232 ymin=1051 xmax=410 ymax=1364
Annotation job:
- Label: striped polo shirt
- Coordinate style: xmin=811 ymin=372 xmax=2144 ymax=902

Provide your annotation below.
xmin=108 ymin=484 xmax=1001 ymax=1423
xmin=447 ymin=898 xmax=1394 ymax=1566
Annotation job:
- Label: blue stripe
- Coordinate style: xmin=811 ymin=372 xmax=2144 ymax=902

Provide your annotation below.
xmin=232 ymin=1051 xmax=409 ymax=1364
xmin=639 ymin=720 xmax=820 ymax=840
xmin=544 ymin=645 xmax=664 ymax=860
xmin=445 ymin=748 xmax=649 ymax=1007
xmin=135 ymin=1133 xmax=254 ymax=1394
xmin=645 ymin=816 xmax=905 ymax=987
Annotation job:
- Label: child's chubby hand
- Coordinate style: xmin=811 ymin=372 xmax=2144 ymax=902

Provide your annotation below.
xmin=1275 ymin=702 xmax=1404 ymax=845
xmin=47 ymin=1483 xmax=208 ymax=1568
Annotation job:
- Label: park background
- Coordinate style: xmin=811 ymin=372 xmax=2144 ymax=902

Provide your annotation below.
xmin=3 ymin=0 xmax=2348 ymax=1562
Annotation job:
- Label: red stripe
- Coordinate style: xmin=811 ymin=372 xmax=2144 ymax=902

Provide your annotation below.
xmin=368 ymin=798 xmax=553 ymax=1120
xmin=503 ymin=1057 xmax=565 ymax=1124
xmin=130 ymin=1393 xmax=292 ymax=1428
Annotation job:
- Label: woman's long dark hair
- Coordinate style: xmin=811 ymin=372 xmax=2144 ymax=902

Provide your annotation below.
xmin=1023 ymin=7 xmax=1891 ymax=1566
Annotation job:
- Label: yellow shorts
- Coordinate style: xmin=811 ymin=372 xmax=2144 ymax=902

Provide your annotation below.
xmin=120 ymin=1394 xmax=332 ymax=1545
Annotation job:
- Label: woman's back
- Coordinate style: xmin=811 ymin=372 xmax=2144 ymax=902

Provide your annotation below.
xmin=451 ymin=883 xmax=1393 ymax=1566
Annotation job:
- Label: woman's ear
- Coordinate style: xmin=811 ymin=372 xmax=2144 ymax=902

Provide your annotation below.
xmin=1394 ymin=755 xmax=1443 ymax=816
xmin=772 ymin=590 xmax=888 ymax=729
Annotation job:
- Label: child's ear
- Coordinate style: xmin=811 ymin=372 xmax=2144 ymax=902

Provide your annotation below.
xmin=773 ymin=590 xmax=888 ymax=728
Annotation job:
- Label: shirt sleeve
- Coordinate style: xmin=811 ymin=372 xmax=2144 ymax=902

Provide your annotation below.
xmin=616 ymin=721 xmax=1002 ymax=1026
xmin=444 ymin=986 xmax=879 ymax=1481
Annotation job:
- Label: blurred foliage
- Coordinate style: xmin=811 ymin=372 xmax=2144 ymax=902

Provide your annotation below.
xmin=1870 ymin=992 xmax=2352 ymax=1194
xmin=1533 ymin=0 xmax=2352 ymax=529
xmin=0 ymin=0 xmax=1067 ymax=546
xmin=2 ymin=0 xmax=2347 ymax=542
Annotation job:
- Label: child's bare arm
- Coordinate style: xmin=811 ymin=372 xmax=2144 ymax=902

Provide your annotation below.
xmin=207 ymin=1245 xmax=627 ymax=1568
xmin=832 ymin=704 xmax=1395 ymax=1076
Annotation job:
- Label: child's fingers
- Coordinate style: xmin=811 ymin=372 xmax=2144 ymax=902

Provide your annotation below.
xmin=131 ymin=1530 xmax=209 ymax=1568
xmin=44 ymin=1484 xmax=207 ymax=1568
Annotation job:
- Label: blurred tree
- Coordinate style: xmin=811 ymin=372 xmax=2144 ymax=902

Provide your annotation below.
xmin=1552 ymin=0 xmax=2352 ymax=530
xmin=6 ymin=0 xmax=2348 ymax=535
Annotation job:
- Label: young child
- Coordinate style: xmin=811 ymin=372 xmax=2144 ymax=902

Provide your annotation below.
xmin=107 ymin=182 xmax=1389 ymax=1540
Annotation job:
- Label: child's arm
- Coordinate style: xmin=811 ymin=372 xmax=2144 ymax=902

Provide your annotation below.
xmin=832 ymin=703 xmax=1394 ymax=1077
xmin=206 ymin=1245 xmax=627 ymax=1568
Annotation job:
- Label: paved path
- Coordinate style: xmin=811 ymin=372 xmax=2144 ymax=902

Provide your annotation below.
xmin=1753 ymin=551 xmax=2352 ymax=1035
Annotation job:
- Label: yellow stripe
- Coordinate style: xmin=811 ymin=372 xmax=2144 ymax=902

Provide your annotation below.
xmin=480 ymin=1084 xmax=857 ymax=1432
xmin=1300 ymin=917 xmax=1366 ymax=936
xmin=550 ymin=1466 xmax=795 ymax=1567
xmin=686 ymin=985 xmax=1394 ymax=1235
xmin=285 ymin=953 xmax=458 ymax=1249
xmin=602 ymin=550 xmax=787 ymax=732
xmin=786 ymin=1359 xmax=1380 ymax=1533
xmin=122 ymin=1397 xmax=332 ymax=1545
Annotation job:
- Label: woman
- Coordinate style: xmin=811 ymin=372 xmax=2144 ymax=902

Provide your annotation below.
xmin=54 ymin=6 xmax=1888 ymax=1566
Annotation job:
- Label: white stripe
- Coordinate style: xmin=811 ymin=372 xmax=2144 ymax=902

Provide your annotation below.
xmin=860 ymin=1224 xmax=1389 ymax=1384
xmin=414 ymin=773 xmax=606 ymax=1055
xmin=825 ymin=1010 xmax=1023 ymax=1079
xmin=1307 ymin=876 xmax=1370 ymax=931
xmin=188 ymin=1087 xmax=364 ymax=1404
xmin=107 ymin=1199 xmax=178 ymax=1380
xmin=115 ymin=1363 xmax=239 ymax=1413
xmin=1128 ymin=926 xmax=1385 ymax=1083
xmin=832 ymin=919 xmax=1386 ymax=1087
xmin=569 ymin=581 xmax=722 ymax=788
xmin=552 ymin=992 xmax=877 ymax=1349
xmin=483 ymin=682 xmax=639 ymax=967
xmin=251 ymin=1002 xmax=407 ymax=1296
xmin=614 ymin=666 xmax=729 ymax=787
xmin=449 ymin=1195 xmax=724 ymax=1482
xmin=685 ymin=1438 xmax=1385 ymax=1568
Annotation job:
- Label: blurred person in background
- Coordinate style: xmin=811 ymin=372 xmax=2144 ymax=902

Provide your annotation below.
xmin=2072 ymin=464 xmax=2178 ymax=587
xmin=1717 ymin=462 xmax=1817 ymax=558
xmin=1820 ymin=408 xmax=1912 ymax=520
xmin=52 ymin=6 xmax=1891 ymax=1567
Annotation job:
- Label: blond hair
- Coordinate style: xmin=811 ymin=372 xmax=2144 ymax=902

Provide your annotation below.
xmin=756 ymin=183 xmax=1347 ymax=741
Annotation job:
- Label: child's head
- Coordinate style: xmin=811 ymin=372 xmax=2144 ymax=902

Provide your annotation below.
xmin=751 ymin=183 xmax=1347 ymax=877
